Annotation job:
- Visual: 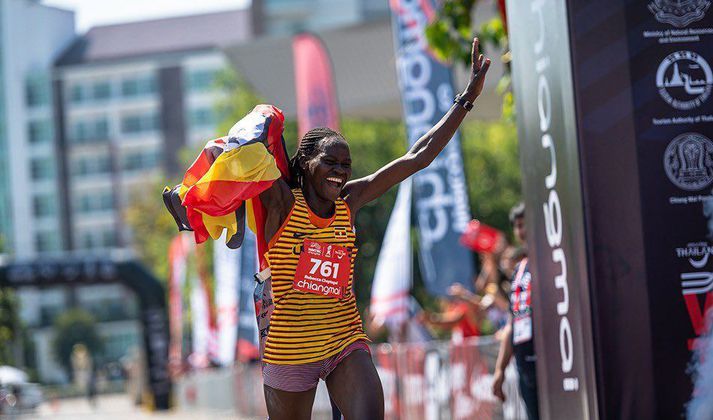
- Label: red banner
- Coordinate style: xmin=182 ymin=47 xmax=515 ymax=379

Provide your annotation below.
xmin=292 ymin=33 xmax=340 ymax=137
xmin=168 ymin=234 xmax=191 ymax=377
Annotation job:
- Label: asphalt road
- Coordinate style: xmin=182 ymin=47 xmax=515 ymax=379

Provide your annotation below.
xmin=7 ymin=393 xmax=253 ymax=420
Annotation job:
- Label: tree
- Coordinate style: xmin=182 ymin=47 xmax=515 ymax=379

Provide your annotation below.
xmin=52 ymin=309 xmax=104 ymax=376
xmin=461 ymin=120 xmax=521 ymax=236
xmin=425 ymin=0 xmax=513 ymax=119
xmin=0 ymin=288 xmax=20 ymax=365
xmin=124 ymin=175 xmax=181 ymax=283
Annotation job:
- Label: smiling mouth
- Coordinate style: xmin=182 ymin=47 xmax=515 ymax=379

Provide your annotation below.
xmin=326 ymin=177 xmax=343 ymax=189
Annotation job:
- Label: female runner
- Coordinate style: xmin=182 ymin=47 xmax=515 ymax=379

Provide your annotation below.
xmin=258 ymin=38 xmax=489 ymax=419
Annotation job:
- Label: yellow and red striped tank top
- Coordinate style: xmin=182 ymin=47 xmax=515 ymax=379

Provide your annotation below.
xmin=263 ymin=189 xmax=369 ymax=365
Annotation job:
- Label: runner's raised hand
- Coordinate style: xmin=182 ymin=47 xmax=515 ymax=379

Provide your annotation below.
xmin=463 ymin=37 xmax=491 ymax=102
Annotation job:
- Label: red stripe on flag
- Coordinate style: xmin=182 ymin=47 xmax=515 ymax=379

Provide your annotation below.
xmin=183 ymin=180 xmax=275 ymax=216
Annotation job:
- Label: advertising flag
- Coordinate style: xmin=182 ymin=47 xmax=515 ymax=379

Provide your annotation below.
xmin=293 ymin=33 xmax=340 ymax=136
xmin=389 ymin=0 xmax=475 ymax=295
xmin=214 ymin=231 xmax=239 ymax=366
xmin=189 ymin=275 xmax=211 ymax=368
xmin=370 ymin=178 xmax=413 ymax=327
xmin=167 ymin=234 xmax=191 ymax=375
xmin=236 ymin=230 xmax=260 ymax=362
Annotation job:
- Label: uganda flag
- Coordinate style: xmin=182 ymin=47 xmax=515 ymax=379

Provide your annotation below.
xmin=163 ymin=105 xmax=291 ymax=252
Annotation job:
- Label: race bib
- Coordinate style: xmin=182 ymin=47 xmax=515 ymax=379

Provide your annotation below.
xmin=293 ymin=239 xmax=351 ymax=299
xmin=513 ymin=315 xmax=532 ymax=345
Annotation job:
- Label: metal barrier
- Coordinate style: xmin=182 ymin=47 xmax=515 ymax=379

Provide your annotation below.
xmin=176 ymin=337 xmax=528 ymax=419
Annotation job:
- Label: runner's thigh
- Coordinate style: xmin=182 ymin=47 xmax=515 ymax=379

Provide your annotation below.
xmin=263 ymin=384 xmax=317 ymax=420
xmin=325 ymin=351 xmax=384 ymax=420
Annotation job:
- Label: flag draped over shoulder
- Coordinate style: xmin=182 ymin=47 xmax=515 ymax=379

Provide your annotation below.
xmin=163 ymin=105 xmax=291 ymax=262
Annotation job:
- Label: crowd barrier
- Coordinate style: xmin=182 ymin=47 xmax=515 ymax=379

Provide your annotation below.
xmin=176 ymin=337 xmax=528 ymax=419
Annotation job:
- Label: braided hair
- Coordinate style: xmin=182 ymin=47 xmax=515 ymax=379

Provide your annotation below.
xmin=288 ymin=127 xmax=345 ymax=188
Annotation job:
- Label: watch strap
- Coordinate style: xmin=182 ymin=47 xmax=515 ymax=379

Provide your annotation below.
xmin=454 ymin=94 xmax=474 ymax=111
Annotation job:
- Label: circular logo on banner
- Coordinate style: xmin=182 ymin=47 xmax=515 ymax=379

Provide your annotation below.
xmin=664 ymin=132 xmax=713 ymax=191
xmin=657 ymin=51 xmax=713 ymax=110
xmin=648 ymin=0 xmax=711 ymax=27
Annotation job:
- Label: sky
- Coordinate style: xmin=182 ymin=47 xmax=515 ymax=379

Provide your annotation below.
xmin=42 ymin=0 xmax=251 ymax=33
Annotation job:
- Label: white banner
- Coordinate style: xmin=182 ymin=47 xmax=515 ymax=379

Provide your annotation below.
xmin=235 ymin=231 xmax=260 ymax=361
xmin=371 ymin=179 xmax=413 ymax=327
xmin=190 ymin=277 xmax=211 ymax=368
xmin=214 ymin=232 xmax=240 ymax=366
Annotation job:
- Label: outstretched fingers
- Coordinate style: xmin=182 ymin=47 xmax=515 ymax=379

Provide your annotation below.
xmin=471 ymin=37 xmax=480 ymax=71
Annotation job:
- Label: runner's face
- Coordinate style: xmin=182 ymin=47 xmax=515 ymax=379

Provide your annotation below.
xmin=304 ymin=137 xmax=352 ymax=202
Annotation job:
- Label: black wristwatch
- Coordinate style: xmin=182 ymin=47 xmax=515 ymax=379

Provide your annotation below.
xmin=454 ymin=93 xmax=474 ymax=111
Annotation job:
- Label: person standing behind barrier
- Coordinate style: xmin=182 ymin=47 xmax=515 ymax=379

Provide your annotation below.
xmin=492 ymin=203 xmax=539 ymax=420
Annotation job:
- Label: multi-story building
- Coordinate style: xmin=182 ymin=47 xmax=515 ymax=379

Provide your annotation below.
xmin=0 ymin=0 xmax=77 ymax=384
xmin=9 ymin=8 xmax=252 ymax=384
xmin=53 ymin=9 xmax=252 ymax=251
xmin=0 ymin=0 xmax=74 ymax=257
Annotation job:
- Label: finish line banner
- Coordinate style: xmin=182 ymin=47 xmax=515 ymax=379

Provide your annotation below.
xmin=389 ymin=0 xmax=474 ymax=296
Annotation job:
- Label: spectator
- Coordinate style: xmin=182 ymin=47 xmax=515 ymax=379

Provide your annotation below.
xmin=365 ymin=297 xmax=432 ymax=344
xmin=419 ymin=294 xmax=482 ymax=343
xmin=492 ymin=202 xmax=539 ymax=420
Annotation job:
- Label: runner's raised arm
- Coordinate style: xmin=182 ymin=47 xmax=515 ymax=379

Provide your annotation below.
xmin=343 ymin=37 xmax=491 ymax=212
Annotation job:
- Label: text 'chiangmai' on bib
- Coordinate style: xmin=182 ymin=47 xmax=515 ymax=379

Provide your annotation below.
xmin=293 ymin=239 xmax=351 ymax=299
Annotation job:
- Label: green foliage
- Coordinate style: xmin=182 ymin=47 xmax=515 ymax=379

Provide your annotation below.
xmin=0 ymin=288 xmax=19 ymax=365
xmin=52 ymin=309 xmax=104 ymax=374
xmin=425 ymin=0 xmax=506 ymax=67
xmin=461 ymin=119 xmax=521 ymax=235
xmin=425 ymin=0 xmax=513 ymax=119
xmin=124 ymin=176 xmax=178 ymax=284
xmin=215 ymin=69 xmax=268 ymax=136
xmin=425 ymin=0 xmax=477 ymax=65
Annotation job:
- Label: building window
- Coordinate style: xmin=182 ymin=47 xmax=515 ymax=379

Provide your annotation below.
xmin=76 ymin=191 xmax=114 ymax=214
xmin=78 ymin=228 xmax=115 ymax=249
xmin=71 ymin=154 xmax=111 ymax=176
xmin=69 ymin=81 xmax=112 ymax=104
xmin=28 ymin=120 xmax=52 ymax=144
xmin=122 ymin=150 xmax=160 ymax=172
xmin=35 ymin=231 xmax=60 ymax=252
xmin=101 ymin=229 xmax=115 ymax=247
xmin=70 ymin=117 xmax=109 ymax=144
xmin=121 ymin=74 xmax=157 ymax=98
xmin=186 ymin=69 xmax=218 ymax=92
xmin=80 ymin=231 xmax=96 ymax=249
xmin=92 ymin=81 xmax=111 ymax=101
xmin=121 ymin=112 xmax=160 ymax=135
xmin=30 ymin=158 xmax=54 ymax=180
xmin=26 ymin=75 xmax=50 ymax=107
xmin=33 ymin=194 xmax=56 ymax=217
xmin=70 ymin=84 xmax=87 ymax=104
xmin=188 ymin=107 xmax=215 ymax=128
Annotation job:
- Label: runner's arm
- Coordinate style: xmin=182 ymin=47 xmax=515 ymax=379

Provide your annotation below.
xmin=494 ymin=319 xmax=514 ymax=375
xmin=342 ymin=38 xmax=490 ymax=212
xmin=492 ymin=319 xmax=513 ymax=401
xmin=259 ymin=179 xmax=295 ymax=245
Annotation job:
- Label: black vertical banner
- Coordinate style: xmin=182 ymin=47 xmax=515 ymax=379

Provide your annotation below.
xmin=507 ymin=0 xmax=599 ymax=418
xmin=624 ymin=0 xmax=713 ymax=417
xmin=389 ymin=0 xmax=475 ymax=296
xmin=510 ymin=0 xmax=713 ymax=418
